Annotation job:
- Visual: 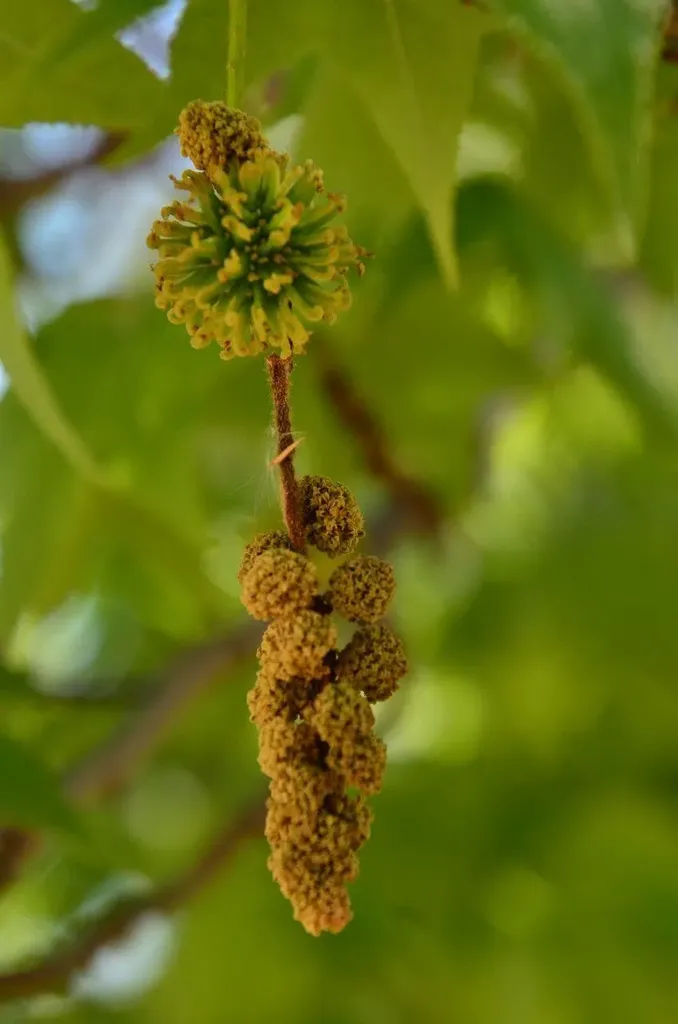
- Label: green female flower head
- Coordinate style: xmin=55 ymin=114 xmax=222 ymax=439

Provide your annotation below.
xmin=148 ymin=149 xmax=367 ymax=359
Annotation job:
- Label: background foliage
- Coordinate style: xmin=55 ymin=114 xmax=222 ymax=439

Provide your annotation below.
xmin=1 ymin=0 xmax=678 ymax=1020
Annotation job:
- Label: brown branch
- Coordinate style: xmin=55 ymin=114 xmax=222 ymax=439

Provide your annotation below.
xmin=0 ymin=132 xmax=128 ymax=218
xmin=316 ymin=344 xmax=444 ymax=537
xmin=266 ymin=355 xmax=306 ymax=552
xmin=0 ymin=829 xmax=39 ymax=893
xmin=0 ymin=798 xmax=266 ymax=1004
xmin=0 ymin=131 xmax=129 ymax=273
xmin=64 ymin=621 xmax=261 ymax=804
xmin=0 ymin=621 xmax=261 ymax=896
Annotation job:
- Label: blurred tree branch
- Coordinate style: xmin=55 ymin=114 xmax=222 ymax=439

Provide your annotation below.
xmin=315 ymin=341 xmax=445 ymax=538
xmin=0 ymin=132 xmax=128 ymax=218
xmin=0 ymin=132 xmax=128 ymax=272
xmin=0 ymin=798 xmax=265 ymax=1004
xmin=0 ymin=621 xmax=261 ymax=895
xmin=64 ymin=621 xmax=261 ymax=803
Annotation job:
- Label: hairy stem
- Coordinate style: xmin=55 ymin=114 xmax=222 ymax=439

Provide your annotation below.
xmin=266 ymin=355 xmax=306 ymax=552
xmin=227 ymin=0 xmax=247 ymax=106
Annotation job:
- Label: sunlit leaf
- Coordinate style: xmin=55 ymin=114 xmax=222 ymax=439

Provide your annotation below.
xmin=457 ymin=177 xmax=678 ymax=442
xmin=0 ymin=0 xmax=166 ymax=128
xmin=488 ymin=0 xmax=669 ymax=247
xmin=0 ymin=231 xmax=103 ymax=484
xmin=41 ymin=0 xmax=169 ymax=69
xmin=320 ymin=0 xmax=485 ymax=287
xmin=640 ymin=106 xmax=678 ymax=294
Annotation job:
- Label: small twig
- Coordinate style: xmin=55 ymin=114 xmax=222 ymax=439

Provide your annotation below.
xmin=0 ymin=798 xmax=265 ymax=1004
xmin=266 ymin=355 xmax=307 ymax=552
xmin=0 ymin=132 xmax=128 ymax=219
xmin=316 ymin=344 xmax=444 ymax=537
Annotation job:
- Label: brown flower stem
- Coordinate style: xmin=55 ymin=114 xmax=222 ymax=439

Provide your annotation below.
xmin=266 ymin=355 xmax=306 ymax=552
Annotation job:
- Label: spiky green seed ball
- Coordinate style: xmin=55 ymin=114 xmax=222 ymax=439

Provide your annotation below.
xmin=147 ymin=151 xmax=367 ymax=359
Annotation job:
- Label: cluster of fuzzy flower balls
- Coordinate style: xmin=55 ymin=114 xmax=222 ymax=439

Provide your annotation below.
xmin=239 ymin=476 xmax=408 ymax=936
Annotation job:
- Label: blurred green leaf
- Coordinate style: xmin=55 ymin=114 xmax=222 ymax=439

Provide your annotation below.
xmin=519 ymin=55 xmax=615 ymax=245
xmin=0 ymin=232 xmax=103 ymax=484
xmin=0 ymin=0 xmax=166 ymax=128
xmin=0 ymin=733 xmax=77 ymax=832
xmin=488 ymin=0 xmax=668 ymax=244
xmin=457 ymin=177 xmax=678 ymax=442
xmin=41 ymin=0 xmax=168 ymax=70
xmin=319 ymin=0 xmax=485 ymax=286
xmin=244 ymin=0 xmax=325 ymax=94
xmin=640 ymin=108 xmax=678 ymax=295
xmin=297 ymin=64 xmax=415 ymax=253
xmin=169 ymin=0 xmax=236 ymax=109
xmin=0 ymin=294 xmax=248 ymax=639
xmin=335 ymin=275 xmax=533 ymax=502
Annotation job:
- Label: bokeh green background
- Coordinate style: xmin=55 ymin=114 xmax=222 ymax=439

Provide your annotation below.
xmin=2 ymin=1 xmax=678 ymax=1021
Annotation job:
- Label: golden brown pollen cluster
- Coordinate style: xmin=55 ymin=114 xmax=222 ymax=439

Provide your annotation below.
xmin=239 ymin=477 xmax=408 ymax=935
xmin=177 ymin=100 xmax=269 ymax=174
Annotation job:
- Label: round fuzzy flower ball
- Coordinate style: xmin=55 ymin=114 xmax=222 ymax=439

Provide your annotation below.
xmin=177 ymin=101 xmax=268 ymax=173
xmin=246 ymin=667 xmax=313 ymax=727
xmin=241 ymin=548 xmax=318 ymax=621
xmin=258 ymin=610 xmax=337 ymax=680
xmin=336 ymin=624 xmax=408 ymax=702
xmin=300 ymin=475 xmax=365 ymax=557
xmin=147 ymin=148 xmax=367 ymax=359
xmin=308 ymin=680 xmax=375 ymax=740
xmin=257 ymin=718 xmax=320 ymax=780
xmin=334 ymin=733 xmax=387 ymax=796
xmin=237 ymin=530 xmax=293 ymax=585
xmin=329 ymin=555 xmax=395 ymax=623
xmin=305 ymin=682 xmax=385 ymax=796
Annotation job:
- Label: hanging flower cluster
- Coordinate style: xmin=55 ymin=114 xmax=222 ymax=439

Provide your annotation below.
xmin=147 ymin=101 xmax=367 ymax=359
xmin=149 ymin=100 xmax=400 ymax=937
xmin=239 ymin=477 xmax=408 ymax=935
